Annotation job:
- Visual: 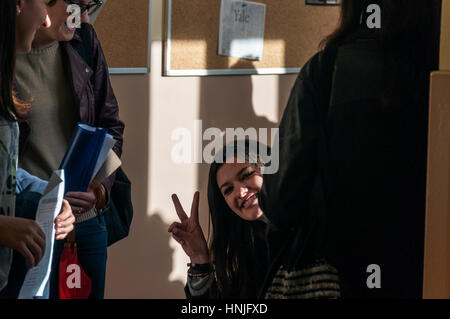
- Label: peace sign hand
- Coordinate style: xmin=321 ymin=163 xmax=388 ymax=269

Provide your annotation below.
xmin=168 ymin=192 xmax=209 ymax=264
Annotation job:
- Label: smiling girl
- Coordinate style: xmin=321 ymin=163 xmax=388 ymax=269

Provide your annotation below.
xmin=169 ymin=140 xmax=340 ymax=298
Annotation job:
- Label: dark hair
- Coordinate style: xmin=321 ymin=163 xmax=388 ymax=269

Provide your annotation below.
xmin=207 ymin=140 xmax=270 ymax=298
xmin=0 ymin=0 xmax=18 ymax=122
xmin=322 ymin=0 xmax=441 ymax=110
xmin=0 ymin=0 xmax=30 ymax=122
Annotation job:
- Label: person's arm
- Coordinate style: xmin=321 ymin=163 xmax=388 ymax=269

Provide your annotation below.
xmin=258 ymin=53 xmax=324 ymax=230
xmin=16 ymin=168 xmax=47 ymax=195
xmin=168 ymin=192 xmax=215 ymax=298
xmin=89 ymin=24 xmax=125 ymax=201
xmin=15 ymin=170 xmax=75 ymax=240
xmin=65 ymin=24 xmax=124 ymax=212
xmin=0 ymin=124 xmax=45 ymax=268
xmin=0 ymin=215 xmax=45 ymax=268
xmin=185 ymin=264 xmax=215 ymax=299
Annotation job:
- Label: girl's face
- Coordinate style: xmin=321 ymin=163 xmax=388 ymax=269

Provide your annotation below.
xmin=15 ymin=0 xmax=52 ymax=53
xmin=33 ymin=0 xmax=76 ymax=46
xmin=216 ymin=161 xmax=264 ymax=221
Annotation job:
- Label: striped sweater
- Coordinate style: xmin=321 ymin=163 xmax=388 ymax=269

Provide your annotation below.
xmin=186 ymin=259 xmax=341 ymax=299
xmin=264 ymin=260 xmax=340 ymax=299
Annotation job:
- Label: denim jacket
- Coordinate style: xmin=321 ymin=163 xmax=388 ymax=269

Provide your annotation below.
xmin=16 ymin=168 xmax=47 ymax=195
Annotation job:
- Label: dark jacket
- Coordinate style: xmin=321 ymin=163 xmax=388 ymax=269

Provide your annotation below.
xmin=259 ymin=33 xmax=428 ymax=298
xmin=18 ymin=23 xmax=125 ymax=197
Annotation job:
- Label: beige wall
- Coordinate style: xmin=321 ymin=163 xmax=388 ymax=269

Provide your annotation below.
xmin=104 ymin=0 xmax=297 ymax=298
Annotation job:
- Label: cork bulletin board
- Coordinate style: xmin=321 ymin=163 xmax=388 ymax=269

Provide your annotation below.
xmin=93 ymin=0 xmax=152 ymax=74
xmin=164 ymin=0 xmax=340 ymax=76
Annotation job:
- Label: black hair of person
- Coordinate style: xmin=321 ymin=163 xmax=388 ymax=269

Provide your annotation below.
xmin=0 ymin=0 xmax=30 ymax=122
xmin=321 ymin=0 xmax=442 ymax=110
xmin=0 ymin=0 xmax=18 ymax=122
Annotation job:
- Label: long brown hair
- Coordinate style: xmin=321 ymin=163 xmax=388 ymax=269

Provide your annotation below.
xmin=0 ymin=0 xmax=30 ymax=122
xmin=207 ymin=140 xmax=270 ymax=298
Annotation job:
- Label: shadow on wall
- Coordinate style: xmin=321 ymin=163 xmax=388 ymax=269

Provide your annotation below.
xmin=278 ymin=75 xmax=297 ymax=120
xmin=105 ymin=75 xmax=185 ymax=299
xmin=106 ymin=213 xmax=185 ymax=298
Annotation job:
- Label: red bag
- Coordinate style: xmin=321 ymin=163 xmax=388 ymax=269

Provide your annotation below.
xmin=59 ymin=231 xmax=92 ymax=299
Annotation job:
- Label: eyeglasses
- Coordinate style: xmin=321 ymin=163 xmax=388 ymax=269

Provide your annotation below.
xmin=63 ymin=0 xmax=103 ymax=16
xmin=82 ymin=0 xmax=103 ymax=16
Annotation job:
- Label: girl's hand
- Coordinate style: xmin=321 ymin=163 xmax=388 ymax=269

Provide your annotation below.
xmin=54 ymin=199 xmax=75 ymax=240
xmin=168 ymin=192 xmax=209 ymax=264
xmin=65 ymin=187 xmax=96 ymax=216
xmin=0 ymin=215 xmax=45 ymax=268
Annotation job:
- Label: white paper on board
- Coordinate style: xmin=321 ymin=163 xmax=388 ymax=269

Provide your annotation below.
xmin=90 ymin=133 xmax=116 ymax=182
xmin=218 ymin=0 xmax=266 ymax=60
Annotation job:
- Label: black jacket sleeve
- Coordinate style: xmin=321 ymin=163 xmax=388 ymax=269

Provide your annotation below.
xmin=87 ymin=24 xmax=125 ymax=198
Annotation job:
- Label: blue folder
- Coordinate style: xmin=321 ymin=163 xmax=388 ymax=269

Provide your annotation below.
xmin=59 ymin=123 xmax=108 ymax=193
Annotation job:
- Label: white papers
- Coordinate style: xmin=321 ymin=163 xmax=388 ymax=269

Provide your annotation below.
xmin=219 ymin=0 xmax=266 ymax=60
xmin=94 ymin=149 xmax=122 ymax=184
xmin=18 ymin=170 xmax=65 ymax=299
xmin=90 ymin=133 xmax=116 ymax=182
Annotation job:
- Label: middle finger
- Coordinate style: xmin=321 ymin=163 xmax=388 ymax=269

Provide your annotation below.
xmin=27 ymin=238 xmax=44 ymax=267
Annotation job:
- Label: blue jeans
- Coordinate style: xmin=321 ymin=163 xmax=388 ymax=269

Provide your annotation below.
xmin=51 ymin=215 xmax=108 ymax=299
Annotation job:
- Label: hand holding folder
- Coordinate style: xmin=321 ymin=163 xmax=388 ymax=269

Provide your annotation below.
xmin=59 ymin=123 xmax=120 ymax=194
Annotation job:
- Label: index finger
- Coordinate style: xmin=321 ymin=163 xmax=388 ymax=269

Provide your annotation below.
xmin=33 ymin=229 xmax=46 ymax=252
xmin=34 ymin=223 xmax=46 ymax=244
xmin=171 ymin=194 xmax=188 ymax=221
xmin=65 ymin=191 xmax=85 ymax=198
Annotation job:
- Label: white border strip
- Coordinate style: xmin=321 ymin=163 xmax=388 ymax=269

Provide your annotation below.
xmin=165 ymin=67 xmax=300 ymax=76
xmin=166 ymin=0 xmax=173 ymax=75
xmin=147 ymin=0 xmax=152 ymax=73
xmin=109 ymin=68 xmax=149 ymax=74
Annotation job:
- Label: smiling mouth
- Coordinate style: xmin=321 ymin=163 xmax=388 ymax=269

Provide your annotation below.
xmin=241 ymin=193 xmax=258 ymax=209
